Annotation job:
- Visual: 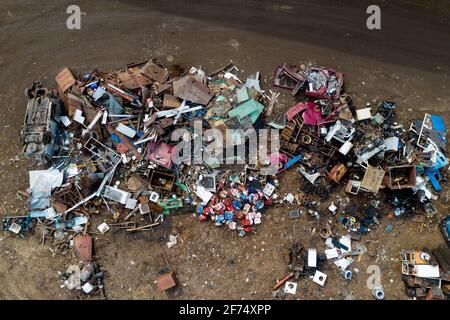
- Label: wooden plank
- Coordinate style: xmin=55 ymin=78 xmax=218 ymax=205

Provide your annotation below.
xmin=126 ymin=222 xmax=160 ymax=232
xmin=55 ymin=67 xmax=76 ymax=92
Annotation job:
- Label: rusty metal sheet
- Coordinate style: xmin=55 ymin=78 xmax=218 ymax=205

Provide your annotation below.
xmin=154 ymin=82 xmax=171 ymax=95
xmin=51 ymin=200 xmax=67 ymax=214
xmin=73 ymin=235 xmax=92 ymax=262
xmin=156 ymin=272 xmax=176 ymax=291
xmin=207 ymin=100 xmax=233 ymax=118
xmin=118 ymin=66 xmax=152 ymax=90
xmin=163 ymin=94 xmax=181 ymax=109
xmin=328 ymin=163 xmax=348 ymax=183
xmin=148 ymin=201 xmax=164 ymax=214
xmin=173 ymin=76 xmax=214 ymax=105
xmin=67 ymin=93 xmax=84 ymax=117
xmin=140 ymin=61 xmax=169 ymax=84
xmin=55 ymin=67 xmax=76 ymax=92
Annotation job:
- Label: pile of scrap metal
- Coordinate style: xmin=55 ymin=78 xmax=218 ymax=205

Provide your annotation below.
xmin=11 ymin=60 xmax=298 ymax=297
xmin=273 ymin=63 xmax=448 ymax=238
xmin=7 ymin=59 xmax=450 ymax=299
xmin=269 ymin=63 xmax=448 ymax=299
xmin=273 ymin=233 xmax=366 ymax=299
xmin=400 ymin=249 xmax=450 ymax=299
xmin=59 ymin=259 xmax=107 ymax=298
xmin=12 ymin=60 xmax=291 ymax=246
xmin=273 ymin=64 xmax=344 ymax=99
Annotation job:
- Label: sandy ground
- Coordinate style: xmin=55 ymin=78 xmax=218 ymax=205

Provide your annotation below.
xmin=0 ymin=0 xmax=449 ymax=300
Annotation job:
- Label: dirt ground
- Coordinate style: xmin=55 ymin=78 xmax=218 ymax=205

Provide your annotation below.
xmin=0 ymin=0 xmax=449 ymax=300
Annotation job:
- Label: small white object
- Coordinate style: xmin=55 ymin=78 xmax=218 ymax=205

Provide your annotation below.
xmin=224 ymin=72 xmax=241 ymax=82
xmin=59 ymin=116 xmax=72 ymax=127
xmin=116 ymin=123 xmax=137 ymax=138
xmin=139 ymin=203 xmax=150 ymax=215
xmin=97 ymin=222 xmax=110 ymax=234
xmin=308 ymin=249 xmax=317 ymax=268
xmin=31 ymin=207 xmax=57 ymax=219
xmin=263 ymin=183 xmax=275 ymax=197
xmin=420 ymin=252 xmax=431 ymax=261
xmin=254 ymin=212 xmax=262 ymax=225
xmin=325 ymin=248 xmax=340 ymax=259
xmin=125 ymin=198 xmax=137 ymax=210
xmin=167 ymin=235 xmax=178 ymax=248
xmin=102 ymin=186 xmax=131 ymax=204
xmin=92 ymin=87 xmax=107 ymax=101
xmin=313 ymin=270 xmax=327 ymax=286
xmin=8 ymin=222 xmax=22 ymax=234
xmin=339 ymin=141 xmax=353 ymax=155
xmin=339 ymin=235 xmax=352 ymax=254
xmin=149 ymin=191 xmax=160 ymax=203
xmin=284 ymin=193 xmax=294 ymax=203
xmin=325 ymin=237 xmax=334 ymax=248
xmin=334 ymin=258 xmax=352 ymax=271
xmin=74 ymin=109 xmax=85 ymax=124
xmin=101 ymin=111 xmax=108 ymax=125
xmin=121 ymin=154 xmax=129 ymax=164
xmin=284 ymin=281 xmax=297 ymax=295
xmin=385 ymin=137 xmax=399 ymax=152
xmin=342 ymin=270 xmax=353 ymax=280
xmin=356 ymin=107 xmax=372 ymax=121
xmin=82 ymin=282 xmax=94 ymax=294
xmin=87 ymin=110 xmax=104 ymax=130
xmin=73 ymin=216 xmax=88 ymax=226
xmin=411 ymin=265 xmax=440 ymax=278
xmin=373 ymin=286 xmax=385 ymax=300
xmin=196 ymin=185 xmax=213 ymax=205
xmin=134 ymin=136 xmax=154 ymax=146
xmin=328 ymin=203 xmax=337 ymax=213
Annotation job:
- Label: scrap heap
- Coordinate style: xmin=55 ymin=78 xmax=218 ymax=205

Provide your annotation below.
xmin=272 ymin=64 xmax=447 ymax=222
xmin=270 ymin=63 xmax=449 ymax=299
xmin=4 ymin=59 xmax=449 ymax=299
xmin=399 ymin=249 xmax=450 ymax=300
xmin=14 ymin=61 xmax=282 ymax=238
